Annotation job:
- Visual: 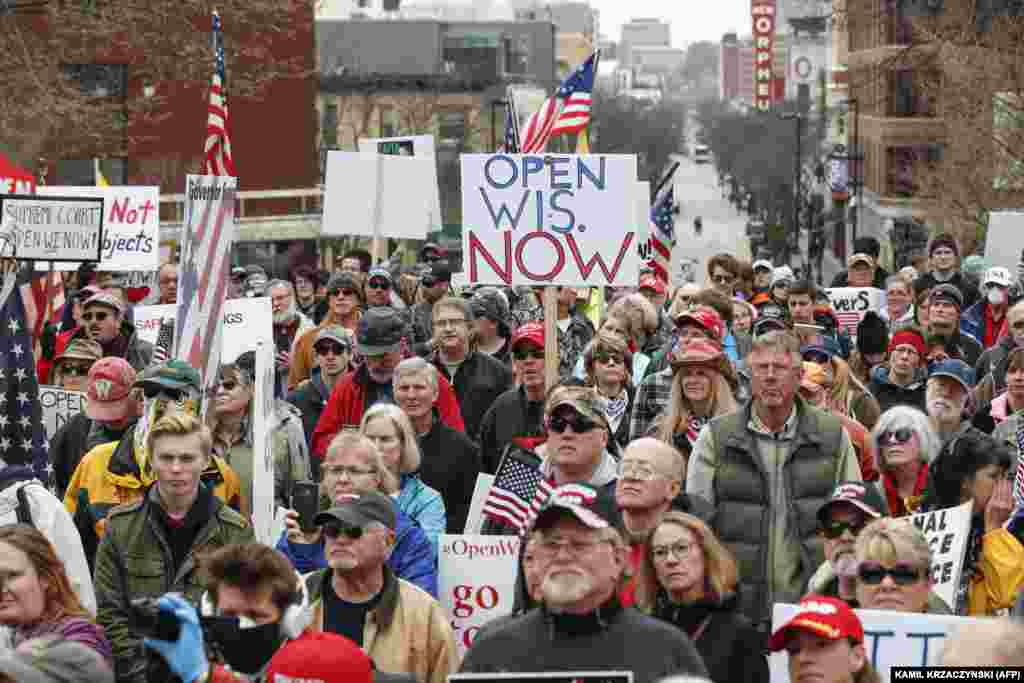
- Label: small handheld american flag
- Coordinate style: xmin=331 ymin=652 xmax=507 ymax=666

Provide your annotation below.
xmin=481 ymin=447 xmax=554 ymax=535
xmin=152 ymin=317 xmax=175 ymax=365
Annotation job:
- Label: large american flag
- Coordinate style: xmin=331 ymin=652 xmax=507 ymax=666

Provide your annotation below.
xmin=0 ymin=282 xmax=54 ymax=491
xmin=649 ymin=186 xmax=675 ymax=284
xmin=202 ymin=11 xmax=236 ymax=177
xmin=19 ymin=272 xmax=65 ymax=359
xmin=482 ymin=448 xmax=554 ymax=534
xmin=520 ymin=52 xmax=598 ymax=154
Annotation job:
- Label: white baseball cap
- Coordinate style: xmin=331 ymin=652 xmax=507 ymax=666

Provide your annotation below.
xmin=984 ymin=266 xmax=1013 ymax=288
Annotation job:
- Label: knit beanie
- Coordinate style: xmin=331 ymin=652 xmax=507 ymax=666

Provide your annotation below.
xmin=929 ymin=233 xmax=959 ymax=258
xmin=856 ymin=311 xmax=889 ymax=357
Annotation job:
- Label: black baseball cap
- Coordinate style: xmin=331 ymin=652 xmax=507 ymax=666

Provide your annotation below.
xmin=315 ymin=491 xmax=396 ymax=531
xmin=817 ymin=481 xmax=885 ymax=526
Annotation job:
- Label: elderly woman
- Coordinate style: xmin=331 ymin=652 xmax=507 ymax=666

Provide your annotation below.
xmin=0 ymin=525 xmax=112 ymax=665
xmin=636 ymin=511 xmax=767 ymax=683
xmin=653 ymin=340 xmax=737 ymax=460
xmin=884 ymin=275 xmax=915 ymax=330
xmin=869 ymin=406 xmax=939 ymax=516
xmin=581 ymin=331 xmax=635 ymax=449
xmin=209 ymin=350 xmax=311 ymax=514
xmin=277 ymin=431 xmax=437 ymax=596
xmin=854 ymin=517 xmax=951 ymax=613
xmin=920 ymin=430 xmax=1022 ymax=615
xmin=360 ymin=403 xmax=446 ymax=554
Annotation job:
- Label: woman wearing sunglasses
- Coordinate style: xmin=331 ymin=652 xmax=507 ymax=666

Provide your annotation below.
xmin=581 ymin=332 xmax=636 ymax=450
xmin=869 ymin=406 xmax=939 ymax=517
xmin=853 ymin=517 xmax=951 ymax=614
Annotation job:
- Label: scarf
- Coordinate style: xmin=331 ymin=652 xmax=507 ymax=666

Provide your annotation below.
xmin=601 ymin=389 xmax=629 ymax=433
xmin=881 ymin=464 xmax=929 ymax=517
xmin=686 ymin=415 xmax=710 ymax=446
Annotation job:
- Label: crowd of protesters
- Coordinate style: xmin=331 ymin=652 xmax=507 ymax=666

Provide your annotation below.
xmin=6 ymin=233 xmax=1024 ymax=682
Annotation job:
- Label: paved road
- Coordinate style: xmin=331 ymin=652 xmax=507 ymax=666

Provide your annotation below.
xmin=668 ymin=155 xmax=752 ymax=287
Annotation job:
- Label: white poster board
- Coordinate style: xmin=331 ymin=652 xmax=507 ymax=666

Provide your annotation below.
xmin=136 ymin=298 xmax=277 ymax=544
xmin=321 ymin=151 xmax=436 ymax=240
xmin=460 ymin=154 xmax=640 ymax=286
xmin=439 ymin=534 xmax=522 ymax=657
xmin=37 ymin=186 xmax=160 ymax=271
xmin=358 ymin=135 xmax=442 ymax=235
xmin=984 ymin=211 xmax=1024 ymax=275
xmin=38 ymin=387 xmax=86 ymax=441
xmin=2 ymin=195 xmax=104 ymax=262
xmin=826 ymin=287 xmax=886 ymax=337
xmin=635 ymin=181 xmax=652 ymax=267
xmin=769 ymin=604 xmax=987 ymax=683
xmin=463 ymin=474 xmax=495 ymax=534
xmin=907 ymin=501 xmax=973 ymax=610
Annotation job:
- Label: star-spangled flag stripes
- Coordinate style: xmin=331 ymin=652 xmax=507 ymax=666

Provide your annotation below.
xmin=1013 ymin=417 xmax=1024 ymax=510
xmin=649 ymin=186 xmax=675 ymax=284
xmin=0 ymin=285 xmax=54 ymax=492
xmin=502 ymin=92 xmax=521 ymax=154
xmin=520 ymin=52 xmax=598 ymax=154
xmin=152 ymin=317 xmax=174 ymax=365
xmin=202 ymin=11 xmax=236 ymax=177
xmin=481 ymin=447 xmax=552 ymax=534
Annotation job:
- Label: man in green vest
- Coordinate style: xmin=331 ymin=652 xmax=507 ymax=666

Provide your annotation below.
xmin=685 ymin=329 xmax=863 ymax=633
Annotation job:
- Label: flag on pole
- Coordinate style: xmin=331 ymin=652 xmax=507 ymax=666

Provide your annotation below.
xmin=520 ymin=52 xmax=598 ymax=154
xmin=502 ymin=93 xmax=521 ymax=154
xmin=0 ymin=284 xmax=55 ymax=492
xmin=202 ymin=11 xmax=236 ymax=177
xmin=1013 ymin=418 xmax=1024 ymax=510
xmin=649 ymin=186 xmax=676 ymax=284
xmin=94 ymin=159 xmax=110 ymax=187
xmin=19 ymin=272 xmax=65 ymax=360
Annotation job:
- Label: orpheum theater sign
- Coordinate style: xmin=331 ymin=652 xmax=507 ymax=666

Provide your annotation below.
xmin=752 ymin=0 xmax=776 ymax=112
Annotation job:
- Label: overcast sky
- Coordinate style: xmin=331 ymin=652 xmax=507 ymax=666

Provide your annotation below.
xmin=589 ymin=0 xmax=751 ymax=47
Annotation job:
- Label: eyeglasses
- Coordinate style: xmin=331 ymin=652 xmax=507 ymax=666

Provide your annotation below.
xmin=879 ymin=428 xmax=914 ymax=446
xmin=323 ymin=465 xmax=376 ymax=479
xmin=142 ymin=385 xmax=188 ymax=401
xmin=322 ymin=524 xmax=364 ymax=541
xmin=820 ymin=519 xmax=867 ymax=539
xmin=434 ymin=318 xmax=467 ymax=330
xmin=857 ymin=562 xmax=922 ymax=586
xmin=594 ymin=351 xmax=624 ymax=366
xmin=547 ymin=413 xmax=599 ymax=434
xmin=315 ymin=344 xmax=349 ymax=357
xmin=513 ymin=348 xmax=545 ymax=361
xmin=82 ymin=311 xmax=111 ymax=323
xmin=535 ymin=535 xmax=611 ymax=556
xmin=368 ymin=280 xmax=391 ymax=290
xmin=651 ymin=541 xmax=697 ymax=561
xmin=60 ymin=364 xmax=92 ymax=377
xmin=618 ymin=460 xmax=661 ymax=481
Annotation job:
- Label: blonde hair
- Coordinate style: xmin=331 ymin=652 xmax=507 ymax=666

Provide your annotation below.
xmin=655 ymin=363 xmax=736 ymax=443
xmin=608 ymin=293 xmax=658 ymax=339
xmin=324 ymin=431 xmax=399 ymax=495
xmin=828 ymin=355 xmax=869 ymax=417
xmin=855 ymin=517 xmax=931 ymax=573
xmin=941 ymin=621 xmax=1024 ymax=666
xmin=146 ymin=413 xmax=213 ymax=463
xmin=635 ymin=511 xmax=739 ymax=611
xmin=360 ymin=403 xmax=422 ymax=474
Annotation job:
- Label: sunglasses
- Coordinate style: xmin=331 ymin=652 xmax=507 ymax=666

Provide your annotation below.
xmin=513 ymin=348 xmax=545 ymax=361
xmin=367 ymin=280 xmax=391 ymax=290
xmin=60 ymin=364 xmax=92 ymax=377
xmin=329 ymin=288 xmax=357 ymax=298
xmin=879 ymin=428 xmax=914 ymax=446
xmin=315 ymin=343 xmax=349 ymax=356
xmin=857 ymin=562 xmax=922 ymax=586
xmin=82 ymin=311 xmax=111 ymax=323
xmin=142 ymin=385 xmax=188 ymax=401
xmin=712 ymin=275 xmax=734 ymax=285
xmin=820 ymin=519 xmax=867 ymax=539
xmin=594 ymin=351 xmax=624 ymax=365
xmin=421 ymin=278 xmax=440 ymax=288
xmin=322 ymin=524 xmax=364 ymax=541
xmin=547 ymin=413 xmax=599 ymax=434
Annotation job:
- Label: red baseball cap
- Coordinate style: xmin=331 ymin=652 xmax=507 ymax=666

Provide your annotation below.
xmin=265 ymin=632 xmax=372 ymax=683
xmin=767 ymin=595 xmax=864 ymax=652
xmin=85 ymin=357 xmax=137 ymax=422
xmin=674 ymin=308 xmax=725 ymax=343
xmin=511 ymin=322 xmax=544 ymax=350
xmin=639 ymin=276 xmax=667 ymax=295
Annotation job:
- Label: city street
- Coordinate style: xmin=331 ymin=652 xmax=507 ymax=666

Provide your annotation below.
xmin=668 ymin=154 xmax=752 ymax=287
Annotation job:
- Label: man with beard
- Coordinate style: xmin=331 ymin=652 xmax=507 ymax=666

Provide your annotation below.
xmin=269 ymin=280 xmax=316 ymax=396
xmin=925 ymin=283 xmax=983 ymax=366
xmin=460 ymin=485 xmax=708 ymax=683
xmin=71 ymin=291 xmax=153 ymax=372
xmin=804 ymin=482 xmax=885 ymax=605
xmin=429 ymin=297 xmax=512 ymax=442
xmin=914 ymin=233 xmax=981 ymax=309
xmin=411 ymin=262 xmax=452 ymax=354
xmin=312 ymin=308 xmax=465 ymax=460
xmin=926 ymin=359 xmax=980 ymax=444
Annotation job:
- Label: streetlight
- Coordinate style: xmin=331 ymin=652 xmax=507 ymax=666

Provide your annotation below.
xmin=843 ymin=98 xmax=863 ymax=243
xmin=489 ymin=99 xmax=508 ymax=153
xmin=779 ymin=111 xmax=805 ymax=268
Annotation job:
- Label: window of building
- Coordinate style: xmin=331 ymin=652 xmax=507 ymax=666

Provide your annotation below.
xmin=56 ymin=158 xmax=126 ymax=185
xmin=887 ymin=145 xmax=942 ymax=197
xmin=322 ymin=103 xmax=338 ymax=148
xmin=62 ymin=64 xmax=127 ymax=98
xmin=504 ymin=35 xmax=531 ymax=75
xmin=442 ymin=34 xmax=500 ymax=81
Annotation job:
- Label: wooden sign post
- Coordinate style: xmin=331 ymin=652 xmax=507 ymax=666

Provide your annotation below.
xmin=544 ymin=287 xmax=559 ymax=391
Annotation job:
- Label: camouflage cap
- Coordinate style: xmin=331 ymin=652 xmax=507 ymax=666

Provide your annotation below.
xmin=135 ymin=359 xmax=201 ymax=392
xmin=544 ymin=385 xmax=609 ymax=428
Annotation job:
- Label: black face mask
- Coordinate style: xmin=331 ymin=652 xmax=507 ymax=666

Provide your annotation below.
xmin=205 ymin=617 xmax=285 ymax=675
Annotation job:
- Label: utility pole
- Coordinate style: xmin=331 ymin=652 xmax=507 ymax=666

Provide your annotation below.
xmin=780 ymin=112 xmax=805 ymax=268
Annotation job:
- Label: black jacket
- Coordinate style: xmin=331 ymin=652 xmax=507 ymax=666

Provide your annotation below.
xmin=915 ymin=271 xmax=981 ymax=309
xmin=461 ymin=599 xmax=709 ymax=683
xmin=477 ymin=386 xmax=546 ymax=474
xmin=652 ymin=591 xmax=767 ymax=683
xmin=417 ymin=413 xmax=481 ymax=533
xmin=49 ymin=412 xmax=94 ymax=499
xmin=286 ymin=370 xmax=332 ymax=479
xmin=867 ymin=365 xmax=927 ymax=415
xmin=432 ymin=351 xmax=513 ymax=444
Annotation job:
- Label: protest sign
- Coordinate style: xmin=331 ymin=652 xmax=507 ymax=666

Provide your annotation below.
xmin=439 ymin=534 xmax=522 ymax=657
xmin=769 ymin=604 xmax=986 ymax=683
xmin=1 ymin=195 xmax=104 ymax=262
xmin=451 ymin=674 xmax=633 ymax=683
xmin=635 ymin=181 xmax=652 ymax=266
xmin=464 ymin=474 xmax=495 ymax=534
xmin=984 ymin=211 xmax=1024 ymax=275
xmin=359 ymin=135 xmax=442 ymax=235
xmin=37 ymin=186 xmax=159 ymax=271
xmin=321 ymin=151 xmax=437 ymax=241
xmin=38 ymin=386 xmax=86 ymax=442
xmin=908 ymin=501 xmax=973 ymax=610
xmin=826 ymin=287 xmax=886 ymax=337
xmin=460 ymin=154 xmax=640 ymax=286
xmin=136 ymin=297 xmax=277 ymax=544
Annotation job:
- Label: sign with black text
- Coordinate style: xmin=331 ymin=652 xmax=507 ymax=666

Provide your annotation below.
xmin=826 ymin=287 xmax=886 ymax=337
xmin=908 ymin=501 xmax=972 ymax=610
xmin=38 ymin=386 xmax=86 ymax=442
xmin=2 ymin=195 xmax=104 ymax=262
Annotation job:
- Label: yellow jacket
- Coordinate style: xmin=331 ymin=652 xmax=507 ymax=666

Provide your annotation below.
xmin=968 ymin=527 xmax=1024 ymax=616
xmin=64 ymin=427 xmax=242 ymax=568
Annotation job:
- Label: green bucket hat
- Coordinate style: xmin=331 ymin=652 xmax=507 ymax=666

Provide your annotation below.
xmin=135 ymin=359 xmax=202 ymax=393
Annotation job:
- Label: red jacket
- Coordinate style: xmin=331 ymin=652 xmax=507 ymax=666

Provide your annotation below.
xmin=312 ymin=365 xmax=465 ymax=458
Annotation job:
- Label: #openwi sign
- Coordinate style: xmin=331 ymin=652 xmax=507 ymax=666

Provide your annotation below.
xmin=461 ymin=154 xmax=639 ymax=287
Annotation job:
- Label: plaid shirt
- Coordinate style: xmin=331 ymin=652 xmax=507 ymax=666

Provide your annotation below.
xmin=629 ymin=367 xmax=674 ymax=441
